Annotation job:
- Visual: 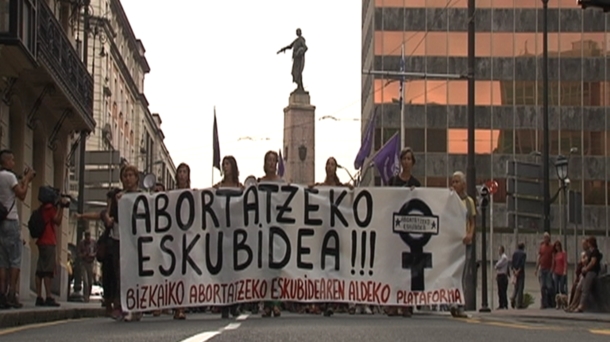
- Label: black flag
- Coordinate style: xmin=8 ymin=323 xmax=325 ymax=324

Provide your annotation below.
xmin=212 ymin=107 xmax=221 ymax=171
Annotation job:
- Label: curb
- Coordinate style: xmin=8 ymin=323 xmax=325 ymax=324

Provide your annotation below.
xmin=470 ymin=313 xmax=610 ymax=324
xmin=0 ymin=308 xmax=106 ymax=329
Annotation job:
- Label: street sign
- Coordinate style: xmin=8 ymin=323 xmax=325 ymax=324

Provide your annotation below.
xmin=84 ymin=168 xmax=120 ymax=184
xmin=569 ymin=191 xmax=583 ymax=225
xmin=85 ymin=150 xmax=121 ymax=165
xmin=506 ymin=161 xmax=542 ymax=179
xmin=507 ymin=196 xmax=544 ymax=216
xmin=507 ymin=178 xmax=542 ymax=197
xmin=506 ymin=160 xmax=544 ymax=230
xmin=485 ymin=180 xmax=498 ymax=195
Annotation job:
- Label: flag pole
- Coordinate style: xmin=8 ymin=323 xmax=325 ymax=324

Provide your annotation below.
xmin=399 ymin=44 xmax=405 ymax=150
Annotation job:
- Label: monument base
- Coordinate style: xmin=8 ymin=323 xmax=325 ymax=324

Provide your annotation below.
xmin=283 ymin=92 xmax=316 ymax=185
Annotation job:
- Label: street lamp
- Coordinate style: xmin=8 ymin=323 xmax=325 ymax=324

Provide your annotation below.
xmin=541 ymin=0 xmax=551 ymax=235
xmin=554 ymin=154 xmax=569 ymax=294
xmin=554 ymin=155 xmax=568 ymax=182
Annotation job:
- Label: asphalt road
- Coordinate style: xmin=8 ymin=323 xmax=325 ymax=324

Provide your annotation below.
xmin=1 ymin=311 xmax=609 ymax=342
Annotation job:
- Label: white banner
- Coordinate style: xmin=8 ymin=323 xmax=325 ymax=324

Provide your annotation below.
xmin=118 ymin=185 xmax=466 ymax=312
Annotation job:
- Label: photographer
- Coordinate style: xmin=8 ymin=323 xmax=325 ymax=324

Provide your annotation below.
xmin=34 ymin=187 xmax=70 ymax=307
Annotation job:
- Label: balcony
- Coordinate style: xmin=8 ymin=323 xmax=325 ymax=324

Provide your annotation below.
xmin=0 ymin=0 xmax=95 ymax=131
xmin=36 ymin=0 xmax=94 ymax=130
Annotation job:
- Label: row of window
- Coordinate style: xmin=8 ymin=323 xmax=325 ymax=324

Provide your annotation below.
xmin=373 ymin=80 xmax=610 ymax=107
xmin=375 ymin=0 xmax=583 ymax=9
xmin=374 ymin=128 xmax=609 ymax=156
xmin=411 ymin=177 xmax=608 ymax=206
xmin=375 ymin=31 xmax=606 ymax=58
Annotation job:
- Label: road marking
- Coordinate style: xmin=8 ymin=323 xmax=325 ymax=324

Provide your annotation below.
xmin=590 ymin=329 xmax=610 ymax=336
xmin=458 ymin=317 xmax=564 ymax=331
xmin=178 ymin=314 xmax=249 ymax=342
xmin=0 ymin=318 xmax=89 ymax=336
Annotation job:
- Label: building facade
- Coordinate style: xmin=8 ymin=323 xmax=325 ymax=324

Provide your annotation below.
xmin=362 ymin=0 xmax=610 ymax=258
xmin=68 ymin=0 xmax=176 ymax=249
xmin=0 ymin=0 xmax=96 ymax=300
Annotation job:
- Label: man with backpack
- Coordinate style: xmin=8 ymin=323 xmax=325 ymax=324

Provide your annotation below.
xmin=0 ymin=150 xmax=35 ymax=309
xmin=30 ymin=187 xmax=70 ymax=307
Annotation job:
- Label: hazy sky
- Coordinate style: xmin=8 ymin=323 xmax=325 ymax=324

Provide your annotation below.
xmin=120 ymin=0 xmax=362 ymax=188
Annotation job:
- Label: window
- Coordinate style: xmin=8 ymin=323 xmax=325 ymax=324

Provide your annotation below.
xmin=559 ymin=131 xmax=582 ymax=156
xmin=584 ymin=180 xmax=605 ymax=205
xmin=427 ymin=129 xmax=447 ymax=153
xmin=374 ymin=80 xmax=505 ymax=105
xmin=448 ymin=129 xmax=501 ymax=154
xmin=0 ymin=0 xmax=9 ymax=32
xmin=20 ymin=0 xmax=35 ymax=53
xmin=584 ymin=131 xmax=604 ymax=156
xmin=405 ymin=128 xmax=424 ymax=152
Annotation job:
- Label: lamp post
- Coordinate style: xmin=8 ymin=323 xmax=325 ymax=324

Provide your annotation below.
xmin=479 ymin=186 xmax=491 ymax=313
xmin=554 ymin=155 xmax=569 ymax=291
xmin=541 ymin=0 xmax=551 ymax=235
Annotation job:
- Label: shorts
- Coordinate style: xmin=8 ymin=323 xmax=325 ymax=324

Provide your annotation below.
xmin=36 ymin=244 xmax=57 ymax=278
xmin=0 ymin=220 xmax=22 ymax=269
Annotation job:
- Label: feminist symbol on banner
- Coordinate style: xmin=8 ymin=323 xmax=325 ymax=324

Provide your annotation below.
xmin=392 ymin=199 xmax=439 ymax=292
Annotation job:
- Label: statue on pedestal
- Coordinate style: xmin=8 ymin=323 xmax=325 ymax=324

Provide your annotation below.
xmin=277 ymin=28 xmax=308 ymax=94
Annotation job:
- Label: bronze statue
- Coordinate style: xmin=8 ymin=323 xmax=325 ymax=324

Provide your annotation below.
xmin=277 ymin=28 xmax=308 ymax=93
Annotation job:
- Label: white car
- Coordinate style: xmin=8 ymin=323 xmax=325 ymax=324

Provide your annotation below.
xmin=70 ymin=281 xmax=104 ymax=302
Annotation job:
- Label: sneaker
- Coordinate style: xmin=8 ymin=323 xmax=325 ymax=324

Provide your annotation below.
xmin=35 ymin=297 xmax=45 ymax=306
xmin=44 ymin=297 xmax=60 ymax=307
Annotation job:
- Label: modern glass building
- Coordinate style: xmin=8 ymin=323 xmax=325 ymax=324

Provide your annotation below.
xmin=362 ymin=0 xmax=609 ymax=235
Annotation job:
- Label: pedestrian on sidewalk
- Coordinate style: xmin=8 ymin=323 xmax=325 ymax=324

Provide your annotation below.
xmin=535 ymin=233 xmax=554 ymax=309
xmin=77 ymin=232 xmax=96 ymax=302
xmin=34 ymin=187 xmax=69 ymax=307
xmin=551 ymin=240 xmax=568 ymax=297
xmin=0 ymin=150 xmax=34 ymax=309
xmin=510 ymin=242 xmax=526 ymax=309
xmin=449 ymin=171 xmax=476 ymax=318
xmin=494 ymin=246 xmax=509 ymax=310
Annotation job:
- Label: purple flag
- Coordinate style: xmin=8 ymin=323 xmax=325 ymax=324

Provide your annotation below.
xmin=353 ymin=109 xmax=378 ymax=170
xmin=212 ymin=108 xmax=221 ymax=171
xmin=278 ymin=149 xmax=285 ymax=177
xmin=372 ymin=133 xmax=400 ymax=185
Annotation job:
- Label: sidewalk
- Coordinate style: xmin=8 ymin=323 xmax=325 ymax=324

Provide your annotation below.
xmin=0 ymin=300 xmax=105 ymax=329
xmin=469 ymin=308 xmax=610 ymax=324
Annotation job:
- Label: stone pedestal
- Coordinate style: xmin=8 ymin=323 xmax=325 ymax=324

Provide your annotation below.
xmin=283 ymin=92 xmax=316 ymax=185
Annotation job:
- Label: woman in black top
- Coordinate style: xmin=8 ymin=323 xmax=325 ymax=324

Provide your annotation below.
xmin=388 ymin=147 xmax=421 ymax=188
xmin=386 ymin=147 xmax=420 ymax=317
xmin=576 ymin=236 xmax=603 ymax=312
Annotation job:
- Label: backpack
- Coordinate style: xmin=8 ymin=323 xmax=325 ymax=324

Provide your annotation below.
xmin=28 ymin=206 xmax=45 ymax=239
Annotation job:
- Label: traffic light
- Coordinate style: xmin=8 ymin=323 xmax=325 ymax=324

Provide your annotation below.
xmin=578 ymin=0 xmax=610 ymax=12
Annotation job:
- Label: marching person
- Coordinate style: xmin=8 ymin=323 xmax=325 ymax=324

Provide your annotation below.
xmin=214 ymin=156 xmax=243 ymax=319
xmin=74 ymin=188 xmax=120 ymax=317
xmin=258 ymin=151 xmax=283 ymax=318
xmin=309 ymin=157 xmax=353 ymax=317
xmin=449 ymin=171 xmax=476 ymax=318
xmin=385 ymin=147 xmax=420 ymax=317
xmin=172 ymin=163 xmax=191 ymax=320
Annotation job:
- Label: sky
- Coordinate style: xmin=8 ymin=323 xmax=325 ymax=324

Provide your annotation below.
xmin=120 ymin=0 xmax=362 ymax=188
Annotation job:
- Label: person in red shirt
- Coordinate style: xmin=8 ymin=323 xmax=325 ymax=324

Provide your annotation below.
xmin=551 ymin=240 xmax=568 ymax=297
xmin=35 ymin=197 xmax=68 ymax=307
xmin=535 ymin=232 xmax=555 ymax=309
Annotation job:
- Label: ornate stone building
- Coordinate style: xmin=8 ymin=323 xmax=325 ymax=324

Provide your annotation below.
xmin=0 ymin=0 xmax=95 ymax=300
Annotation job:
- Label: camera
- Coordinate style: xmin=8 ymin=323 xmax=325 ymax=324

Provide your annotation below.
xmin=38 ymin=186 xmax=72 ymax=207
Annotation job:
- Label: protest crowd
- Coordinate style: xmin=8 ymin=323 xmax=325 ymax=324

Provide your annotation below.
xmin=0 ymin=147 xmax=603 ymax=323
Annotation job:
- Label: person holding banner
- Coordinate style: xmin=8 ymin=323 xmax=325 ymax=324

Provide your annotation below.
xmin=309 ymin=157 xmax=353 ymax=317
xmin=449 ymin=171 xmax=476 ymax=319
xmin=385 ymin=147 xmax=420 ymax=318
xmin=73 ymin=188 xmax=120 ymax=317
xmin=109 ymin=165 xmax=142 ymax=322
xmin=258 ymin=151 xmax=283 ymax=318
xmin=171 ymin=163 xmax=192 ymax=320
xmin=213 ymin=156 xmax=244 ymax=319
